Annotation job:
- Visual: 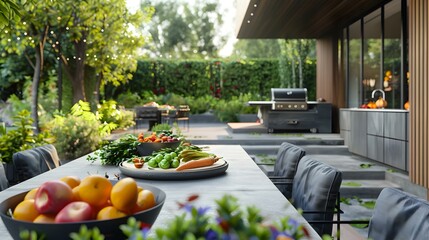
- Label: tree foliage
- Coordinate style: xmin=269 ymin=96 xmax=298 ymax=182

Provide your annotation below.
xmin=0 ymin=0 xmax=154 ymax=130
xmin=141 ymin=0 xmax=226 ymax=59
xmin=0 ymin=0 xmax=34 ymax=29
xmin=231 ymin=39 xmax=281 ymax=59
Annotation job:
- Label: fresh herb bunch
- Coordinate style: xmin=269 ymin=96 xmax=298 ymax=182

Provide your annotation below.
xmin=87 ymin=134 xmax=139 ymax=165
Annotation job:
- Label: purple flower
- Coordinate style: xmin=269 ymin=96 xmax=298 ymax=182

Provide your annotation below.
xmin=197 ymin=206 xmax=210 ymax=216
xmin=205 ymin=229 xmax=218 ymax=240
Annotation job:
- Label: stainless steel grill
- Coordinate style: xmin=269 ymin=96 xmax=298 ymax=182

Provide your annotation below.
xmin=248 ymin=88 xmax=332 ymax=133
xmin=271 ymin=88 xmax=308 ymax=110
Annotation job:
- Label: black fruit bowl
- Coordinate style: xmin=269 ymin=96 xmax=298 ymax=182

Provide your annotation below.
xmin=0 ymin=183 xmax=166 ymax=240
xmin=136 ymin=141 xmax=181 ymax=156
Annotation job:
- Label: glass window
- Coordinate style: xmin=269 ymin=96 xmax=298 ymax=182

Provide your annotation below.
xmin=384 ymin=0 xmax=402 ymax=109
xmin=343 ymin=0 xmax=407 ymax=109
xmin=348 ymin=20 xmax=361 ymax=107
xmin=363 ymin=9 xmax=382 ymax=104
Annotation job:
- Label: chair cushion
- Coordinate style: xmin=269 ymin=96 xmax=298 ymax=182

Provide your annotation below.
xmin=368 ymin=188 xmax=429 ymax=240
xmin=272 ymin=142 xmax=306 ymax=198
xmin=291 ymin=156 xmax=342 ymax=236
xmin=12 ymin=144 xmax=61 ymax=183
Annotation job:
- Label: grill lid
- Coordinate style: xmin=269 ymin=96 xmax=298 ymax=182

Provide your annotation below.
xmin=271 ymin=88 xmax=307 ymax=102
xmin=271 ymin=88 xmax=308 ymax=110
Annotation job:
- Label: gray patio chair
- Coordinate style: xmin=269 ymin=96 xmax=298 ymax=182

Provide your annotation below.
xmin=269 ymin=142 xmax=306 ymax=199
xmin=368 ymin=187 xmax=429 ymax=240
xmin=0 ymin=163 xmax=9 ymax=191
xmin=291 ymin=156 xmax=342 ymax=237
xmin=12 ymin=144 xmax=61 ymax=183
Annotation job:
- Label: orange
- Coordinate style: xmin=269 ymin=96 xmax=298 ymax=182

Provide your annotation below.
xmin=96 ymin=206 xmax=126 ymax=220
xmin=133 ymin=189 xmax=156 ymax=213
xmin=110 ymin=178 xmax=138 ymax=213
xmin=78 ymin=175 xmax=112 ymax=208
xmin=137 ymin=186 xmax=143 ymax=193
xmin=60 ymin=176 xmax=81 ymax=189
xmin=13 ymin=199 xmax=39 ymax=222
xmin=33 ymin=214 xmax=56 ymax=223
xmin=71 ymin=186 xmax=81 ymax=202
xmin=24 ymin=188 xmax=39 ymax=200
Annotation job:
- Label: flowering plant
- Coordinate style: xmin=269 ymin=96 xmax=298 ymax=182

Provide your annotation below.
xmin=122 ymin=194 xmax=311 ymax=240
xmin=25 ymin=194 xmax=314 ymax=240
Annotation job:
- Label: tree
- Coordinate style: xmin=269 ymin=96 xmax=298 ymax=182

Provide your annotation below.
xmin=231 ymin=39 xmax=281 ymax=59
xmin=1 ymin=0 xmax=153 ymax=130
xmin=278 ymin=39 xmax=315 ymax=88
xmin=48 ymin=0 xmax=153 ymax=105
xmin=1 ymin=0 xmax=60 ymax=132
xmin=141 ymin=0 xmax=225 ymax=59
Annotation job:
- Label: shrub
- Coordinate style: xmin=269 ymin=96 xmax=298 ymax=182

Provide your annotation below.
xmin=116 ymin=91 xmax=144 ymax=108
xmin=0 ymin=110 xmax=51 ymax=164
xmin=212 ymin=94 xmax=258 ymax=122
xmin=49 ymin=115 xmax=102 ymax=160
xmin=186 ymin=95 xmax=216 ymax=114
xmin=97 ymin=100 xmax=135 ymax=130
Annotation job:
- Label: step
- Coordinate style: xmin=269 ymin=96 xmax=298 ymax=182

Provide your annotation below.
xmin=190 ymin=137 xmax=344 ymax=146
xmin=340 ymin=180 xmax=401 ymax=198
xmin=251 ymin=153 xmax=387 ymax=180
xmin=243 ymin=145 xmax=350 ymax=155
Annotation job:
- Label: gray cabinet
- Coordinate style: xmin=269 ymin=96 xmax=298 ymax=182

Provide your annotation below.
xmin=350 ymin=111 xmax=367 ymax=157
xmin=340 ymin=109 xmax=409 ymax=171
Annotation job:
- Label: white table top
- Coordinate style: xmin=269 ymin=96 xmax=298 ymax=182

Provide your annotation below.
xmin=0 ymin=145 xmax=321 ymax=239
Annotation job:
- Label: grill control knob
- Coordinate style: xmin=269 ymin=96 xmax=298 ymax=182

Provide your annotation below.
xmin=301 ymin=105 xmax=305 ymax=109
xmin=288 ymin=105 xmax=292 ymax=109
xmin=294 ymin=105 xmax=298 ymax=108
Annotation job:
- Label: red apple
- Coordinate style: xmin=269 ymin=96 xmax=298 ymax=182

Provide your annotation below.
xmin=55 ymin=201 xmax=95 ymax=223
xmin=35 ymin=180 xmax=73 ymax=214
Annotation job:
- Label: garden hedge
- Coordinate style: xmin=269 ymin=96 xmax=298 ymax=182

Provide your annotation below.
xmin=106 ymin=58 xmax=316 ymax=101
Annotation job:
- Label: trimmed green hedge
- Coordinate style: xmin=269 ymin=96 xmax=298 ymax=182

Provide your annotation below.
xmin=106 ymin=58 xmax=315 ymax=102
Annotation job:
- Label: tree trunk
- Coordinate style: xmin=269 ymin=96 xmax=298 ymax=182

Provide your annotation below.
xmin=93 ymin=72 xmax=103 ymax=104
xmin=297 ymin=41 xmax=304 ymax=88
xmin=71 ymin=38 xmax=87 ymax=104
xmin=31 ymin=43 xmax=42 ymax=133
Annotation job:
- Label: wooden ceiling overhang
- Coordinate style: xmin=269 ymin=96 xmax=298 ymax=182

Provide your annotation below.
xmin=236 ymin=0 xmax=389 ymax=39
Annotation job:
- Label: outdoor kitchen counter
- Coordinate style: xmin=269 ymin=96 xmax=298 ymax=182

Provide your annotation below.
xmin=0 ymin=145 xmax=321 ymax=240
xmin=340 ymin=108 xmax=409 ymax=171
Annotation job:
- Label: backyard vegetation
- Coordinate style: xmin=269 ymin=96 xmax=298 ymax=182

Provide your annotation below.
xmin=0 ymin=0 xmax=316 ymax=165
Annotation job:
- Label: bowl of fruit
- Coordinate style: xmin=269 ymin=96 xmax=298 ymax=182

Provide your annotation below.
xmin=0 ymin=176 xmax=166 ymax=240
xmin=136 ymin=130 xmax=181 ymax=156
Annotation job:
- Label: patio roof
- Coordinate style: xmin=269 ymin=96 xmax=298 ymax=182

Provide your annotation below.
xmin=236 ymin=0 xmax=388 ymax=39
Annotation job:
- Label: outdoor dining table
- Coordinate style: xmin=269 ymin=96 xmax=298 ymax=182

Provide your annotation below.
xmin=0 ymin=145 xmax=321 ymax=239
